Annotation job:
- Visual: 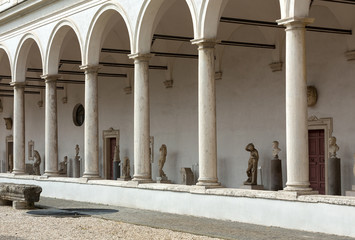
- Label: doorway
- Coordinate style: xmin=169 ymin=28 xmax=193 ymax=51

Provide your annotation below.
xmin=6 ymin=135 xmax=13 ymax=172
xmin=308 ymin=129 xmax=325 ymax=194
xmin=102 ymin=128 xmax=120 ymax=179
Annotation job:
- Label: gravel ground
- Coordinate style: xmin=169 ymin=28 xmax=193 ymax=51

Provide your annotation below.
xmin=0 ymin=206 xmax=220 ymax=240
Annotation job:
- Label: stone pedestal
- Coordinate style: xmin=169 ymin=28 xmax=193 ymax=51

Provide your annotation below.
xmin=112 ymin=161 xmax=120 ymax=180
xmin=156 ymin=177 xmax=171 ymax=184
xmin=328 ymin=157 xmax=341 ymax=195
xmin=345 ymin=185 xmax=355 ymax=197
xmin=270 ymin=158 xmax=283 ymax=191
xmin=118 ymin=176 xmax=132 ymax=181
xmin=73 ymin=158 xmax=80 ymax=178
xmin=240 ymin=185 xmax=264 ymax=190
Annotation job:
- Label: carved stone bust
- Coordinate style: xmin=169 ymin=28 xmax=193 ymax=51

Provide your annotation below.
xmin=328 ymin=136 xmax=339 ymax=158
xmin=272 ymin=141 xmax=281 ymax=159
xmin=307 ymin=86 xmax=318 ymax=107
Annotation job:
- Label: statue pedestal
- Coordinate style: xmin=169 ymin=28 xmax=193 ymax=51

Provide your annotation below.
xmin=328 ymin=157 xmax=341 ymax=195
xmin=112 ymin=161 xmax=120 ymax=180
xmin=240 ymin=185 xmax=264 ymax=190
xmin=156 ymin=177 xmax=171 ymax=184
xmin=270 ymin=158 xmax=283 ymax=191
xmin=346 ymin=185 xmax=355 ymax=197
xmin=118 ymin=176 xmax=131 ymax=181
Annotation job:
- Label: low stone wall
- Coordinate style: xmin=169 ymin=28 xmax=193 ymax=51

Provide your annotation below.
xmin=1 ymin=173 xmax=355 ymax=238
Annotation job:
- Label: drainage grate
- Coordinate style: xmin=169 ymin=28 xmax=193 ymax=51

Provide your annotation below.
xmin=27 ymin=208 xmax=118 ymax=218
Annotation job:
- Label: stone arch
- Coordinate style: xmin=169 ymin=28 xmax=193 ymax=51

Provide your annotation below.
xmin=198 ymin=0 xmax=229 ymax=39
xmin=13 ymin=33 xmax=44 ymax=82
xmin=85 ymin=3 xmax=132 ymax=65
xmin=45 ymin=19 xmax=83 ymax=75
xmin=0 ymin=44 xmax=13 ymax=76
xmin=134 ymin=0 xmax=197 ymax=53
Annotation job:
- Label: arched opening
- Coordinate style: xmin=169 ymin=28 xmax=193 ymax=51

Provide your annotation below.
xmin=86 ymin=6 xmax=132 ymax=179
xmin=0 ymin=47 xmax=13 ymax=173
xmin=46 ymin=23 xmax=84 ymax=177
xmin=137 ymin=0 xmax=196 ymax=183
xmin=13 ymin=36 xmax=45 ymax=175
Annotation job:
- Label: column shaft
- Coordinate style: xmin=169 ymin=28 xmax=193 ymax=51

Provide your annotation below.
xmin=81 ymin=65 xmax=100 ymax=178
xmin=43 ymin=75 xmax=60 ymax=176
xmin=11 ymin=82 xmax=25 ymax=174
xmin=192 ymin=39 xmax=220 ymax=187
xmin=280 ymin=18 xmax=313 ymax=191
xmin=129 ymin=53 xmax=152 ymax=183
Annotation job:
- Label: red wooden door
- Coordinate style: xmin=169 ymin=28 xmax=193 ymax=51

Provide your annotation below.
xmin=109 ymin=138 xmax=116 ymax=180
xmin=308 ymin=130 xmax=325 ymax=194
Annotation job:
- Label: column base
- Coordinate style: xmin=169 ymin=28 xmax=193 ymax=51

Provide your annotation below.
xmin=196 ymin=179 xmax=221 ymax=188
xmin=82 ymin=173 xmax=100 ymax=180
xmin=131 ymin=175 xmax=153 ymax=184
xmin=43 ymin=171 xmax=59 ymax=177
xmin=11 ymin=170 xmax=26 ymax=175
xmin=283 ymin=185 xmax=318 ymax=196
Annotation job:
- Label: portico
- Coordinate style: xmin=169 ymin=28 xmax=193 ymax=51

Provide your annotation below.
xmin=0 ymin=0 xmax=355 ymax=237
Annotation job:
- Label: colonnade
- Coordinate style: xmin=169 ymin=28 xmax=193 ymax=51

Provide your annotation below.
xmin=9 ymin=10 xmax=313 ymax=193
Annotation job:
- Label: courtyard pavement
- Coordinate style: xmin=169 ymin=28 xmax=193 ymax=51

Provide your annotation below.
xmin=36 ymin=197 xmax=354 ymax=240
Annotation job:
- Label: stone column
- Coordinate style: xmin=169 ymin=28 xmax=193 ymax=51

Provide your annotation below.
xmin=277 ymin=17 xmax=313 ymax=191
xmin=42 ymin=74 xmax=60 ymax=176
xmin=10 ymin=82 xmax=26 ymax=174
xmin=192 ymin=39 xmax=220 ymax=187
xmin=80 ymin=65 xmax=100 ymax=179
xmin=129 ymin=53 xmax=153 ymax=183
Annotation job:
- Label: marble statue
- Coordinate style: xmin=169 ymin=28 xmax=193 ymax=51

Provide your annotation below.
xmin=272 ymin=141 xmax=281 ymax=159
xmin=4 ymin=117 xmax=12 ymax=130
xmin=329 ymin=136 xmax=339 ymax=158
xmin=122 ymin=157 xmax=131 ymax=180
xmin=158 ymin=144 xmax=167 ymax=178
xmin=59 ymin=156 xmax=68 ymax=175
xmin=33 ymin=150 xmax=41 ymax=175
xmin=244 ymin=143 xmax=259 ymax=185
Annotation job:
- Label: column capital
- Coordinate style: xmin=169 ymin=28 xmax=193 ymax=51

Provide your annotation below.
xmin=277 ymin=17 xmax=314 ymax=29
xmin=80 ymin=65 xmax=101 ymax=74
xmin=10 ymin=81 xmax=26 ymax=88
xmin=41 ymin=74 xmax=61 ymax=83
xmin=191 ymin=38 xmax=218 ymax=48
xmin=128 ymin=53 xmax=154 ymax=62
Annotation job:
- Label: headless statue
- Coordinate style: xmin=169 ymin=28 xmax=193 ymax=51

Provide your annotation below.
xmin=33 ymin=150 xmax=41 ymax=176
xmin=122 ymin=157 xmax=131 ymax=179
xmin=244 ymin=143 xmax=259 ymax=185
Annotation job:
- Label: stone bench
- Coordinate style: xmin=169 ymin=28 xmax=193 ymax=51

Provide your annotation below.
xmin=0 ymin=183 xmax=42 ymax=209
